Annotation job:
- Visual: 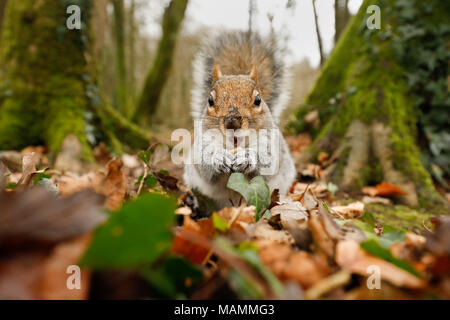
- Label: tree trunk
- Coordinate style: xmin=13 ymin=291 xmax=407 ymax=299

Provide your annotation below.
xmin=112 ymin=0 xmax=130 ymax=117
xmin=334 ymin=0 xmax=350 ymax=45
xmin=0 ymin=0 xmax=152 ymax=158
xmin=0 ymin=0 xmax=93 ymax=159
xmin=0 ymin=0 xmax=6 ymax=33
xmin=133 ymin=0 xmax=188 ymax=123
xmin=291 ymin=0 xmax=446 ymax=213
xmin=312 ymin=0 xmax=325 ymax=67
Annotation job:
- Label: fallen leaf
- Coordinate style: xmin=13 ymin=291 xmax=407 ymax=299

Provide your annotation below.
xmin=58 ymin=158 xmax=127 ymax=210
xmin=93 ymin=142 xmax=112 ymax=166
xmin=0 ymin=188 xmax=106 ymax=248
xmin=39 ymin=235 xmax=92 ymax=300
xmin=54 ymin=135 xmax=84 ymax=173
xmin=17 ymin=152 xmax=40 ymax=186
xmin=270 ymin=202 xmax=308 ymax=231
xmin=362 ymin=182 xmax=407 ymax=197
xmin=249 ymin=219 xmax=294 ymax=245
xmin=175 ymin=206 xmax=192 ymax=216
xmin=362 ymin=196 xmax=392 ymax=205
xmin=172 ymin=216 xmax=215 ymax=264
xmin=331 ymin=201 xmax=364 ymax=219
xmin=257 ymin=241 xmax=330 ymax=289
xmin=336 ymin=240 xmax=426 ymax=289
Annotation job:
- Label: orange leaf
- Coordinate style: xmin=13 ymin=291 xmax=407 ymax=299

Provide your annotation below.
xmin=362 ymin=182 xmax=407 ymax=197
xmin=172 ymin=216 xmax=215 ymax=264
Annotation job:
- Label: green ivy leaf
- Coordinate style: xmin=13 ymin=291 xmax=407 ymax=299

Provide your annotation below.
xmin=81 ymin=193 xmax=176 ymax=269
xmin=226 ymin=173 xmax=270 ymax=221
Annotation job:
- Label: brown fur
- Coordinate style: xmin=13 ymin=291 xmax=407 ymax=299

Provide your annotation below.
xmin=206 ymin=74 xmax=267 ymax=133
xmin=212 ymin=41 xmax=275 ymax=104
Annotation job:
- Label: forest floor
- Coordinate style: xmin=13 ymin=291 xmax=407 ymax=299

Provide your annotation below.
xmin=0 ymin=134 xmax=449 ymax=300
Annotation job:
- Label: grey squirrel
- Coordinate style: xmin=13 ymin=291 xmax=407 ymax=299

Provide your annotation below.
xmin=184 ymin=31 xmax=296 ymax=208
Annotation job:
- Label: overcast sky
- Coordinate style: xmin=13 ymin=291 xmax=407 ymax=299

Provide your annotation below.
xmin=141 ymin=0 xmax=363 ymax=67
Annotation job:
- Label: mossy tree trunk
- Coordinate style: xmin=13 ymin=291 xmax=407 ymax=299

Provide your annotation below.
xmin=290 ymin=0 xmax=445 ymax=212
xmin=334 ymin=0 xmax=350 ymax=45
xmin=0 ymin=0 xmax=7 ymax=33
xmin=0 ymin=0 xmax=152 ymax=159
xmin=112 ymin=0 xmax=131 ymax=118
xmin=133 ymin=0 xmax=188 ymax=123
xmin=0 ymin=0 xmax=93 ymax=159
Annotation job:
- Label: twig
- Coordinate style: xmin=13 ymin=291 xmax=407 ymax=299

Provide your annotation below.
xmin=305 ymin=269 xmax=351 ymax=299
xmin=422 ymin=220 xmax=433 ymax=233
xmin=136 ymin=161 xmax=148 ymax=197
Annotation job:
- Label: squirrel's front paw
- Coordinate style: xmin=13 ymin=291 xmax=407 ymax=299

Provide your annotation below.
xmin=210 ymin=148 xmax=234 ymax=173
xmin=232 ymin=149 xmax=258 ymax=173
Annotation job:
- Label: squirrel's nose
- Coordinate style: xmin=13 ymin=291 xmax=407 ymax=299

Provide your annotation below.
xmin=224 ymin=115 xmax=242 ymax=130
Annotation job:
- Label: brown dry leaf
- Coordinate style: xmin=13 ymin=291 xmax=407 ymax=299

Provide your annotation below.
xmin=0 ymin=252 xmax=47 ymax=299
xmin=93 ymin=142 xmax=112 ymax=166
xmin=0 ymin=160 xmax=9 ymax=189
xmin=54 ymin=135 xmax=84 ymax=173
xmin=17 ymin=152 xmax=40 ymax=186
xmin=249 ymin=219 xmax=294 ymax=245
xmin=172 ymin=216 xmax=215 ymax=264
xmin=335 ymin=240 xmax=426 ymax=289
xmin=39 ymin=235 xmax=92 ymax=300
xmin=22 ymin=146 xmax=49 ymax=167
xmin=362 ymin=182 xmax=407 ymax=197
xmin=426 ymin=216 xmax=450 ymax=277
xmin=331 ymin=201 xmax=364 ymax=219
xmin=318 ymin=204 xmax=366 ymax=243
xmin=317 ymin=152 xmax=329 ymax=164
xmin=286 ymin=133 xmax=312 ymax=155
xmin=270 ymin=202 xmax=308 ymax=231
xmin=257 ymin=240 xmax=330 ymax=289
xmin=362 ymin=196 xmax=392 ymax=205
xmin=308 ymin=212 xmax=335 ymax=258
xmin=0 ymin=151 xmax=23 ymax=172
xmin=0 ymin=187 xmax=105 ymax=299
xmin=58 ymin=157 xmax=127 ymax=210
xmin=101 ymin=158 xmax=127 ymax=210
xmin=175 ymin=206 xmax=192 ymax=216
xmin=303 ymin=193 xmax=318 ymax=210
xmin=0 ymin=188 xmax=106 ymax=248
xmin=216 ymin=206 xmax=255 ymax=232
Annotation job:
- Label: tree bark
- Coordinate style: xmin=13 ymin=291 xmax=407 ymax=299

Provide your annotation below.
xmin=312 ymin=0 xmax=325 ymax=67
xmin=112 ymin=0 xmax=131 ymax=117
xmin=0 ymin=0 xmax=6 ymax=34
xmin=0 ymin=0 xmax=152 ymax=158
xmin=291 ymin=0 xmax=446 ymax=213
xmin=133 ymin=0 xmax=188 ymax=123
xmin=0 ymin=0 xmax=93 ymax=159
xmin=334 ymin=0 xmax=350 ymax=45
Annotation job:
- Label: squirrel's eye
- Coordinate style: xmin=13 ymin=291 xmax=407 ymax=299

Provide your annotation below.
xmin=208 ymin=95 xmax=214 ymax=107
xmin=254 ymin=95 xmax=261 ymax=107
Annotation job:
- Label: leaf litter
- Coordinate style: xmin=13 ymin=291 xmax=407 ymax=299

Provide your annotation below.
xmin=0 ymin=142 xmax=449 ymax=300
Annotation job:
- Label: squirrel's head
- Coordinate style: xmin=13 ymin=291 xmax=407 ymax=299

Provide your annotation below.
xmin=205 ymin=65 xmax=268 ymax=133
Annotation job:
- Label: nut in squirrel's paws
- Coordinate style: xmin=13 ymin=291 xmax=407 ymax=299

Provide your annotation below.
xmin=232 ymin=149 xmax=258 ymax=173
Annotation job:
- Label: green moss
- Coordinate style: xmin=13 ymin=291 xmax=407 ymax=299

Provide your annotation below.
xmin=289 ymin=0 xmax=446 ymax=210
xmin=364 ymin=203 xmax=435 ymax=231
xmin=0 ymin=0 xmax=92 ymax=159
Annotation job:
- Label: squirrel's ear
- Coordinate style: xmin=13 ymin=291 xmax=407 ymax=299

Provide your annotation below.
xmin=212 ymin=65 xmax=223 ymax=83
xmin=249 ymin=65 xmax=258 ymax=83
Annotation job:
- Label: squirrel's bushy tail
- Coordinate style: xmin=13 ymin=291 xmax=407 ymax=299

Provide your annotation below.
xmin=191 ymin=31 xmax=291 ymax=122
